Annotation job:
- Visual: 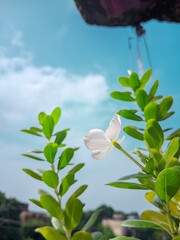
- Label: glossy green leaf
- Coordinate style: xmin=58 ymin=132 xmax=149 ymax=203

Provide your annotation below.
xmin=36 ymin=226 xmax=67 ymax=240
xmin=141 ymin=210 xmax=170 ymax=233
xmin=144 ymin=101 xmax=158 ymax=121
xmin=29 ymin=199 xmax=43 ymax=208
xmin=42 ymin=170 xmax=59 ymax=189
xmin=58 ymin=148 xmax=78 ymax=170
xmin=135 ymin=89 xmax=149 ymax=110
xmin=51 ymin=107 xmax=61 ymax=125
xmin=21 ymin=129 xmax=42 ymax=137
xmin=23 ymin=168 xmax=42 ymax=180
xmin=121 ymin=219 xmax=161 ymax=229
xmin=118 ymin=110 xmax=143 ymax=121
xmin=144 ymin=119 xmax=164 ymax=150
xmin=164 ymin=137 xmax=179 ymax=167
xmin=38 ymin=112 xmax=47 ymax=125
xmin=110 ymin=237 xmax=141 ymax=240
xmin=40 ymin=194 xmax=63 ymax=220
xmin=124 ymin=126 xmax=144 ymax=140
xmin=44 ymin=143 xmax=58 ymax=163
xmin=72 ymin=231 xmax=93 ymax=240
xmin=166 ymin=129 xmax=180 ymax=140
xmin=107 ymin=182 xmax=148 ymax=190
xmin=55 ymin=128 xmax=70 ymax=145
xmin=140 ymin=69 xmax=152 ymax=88
xmin=110 ymin=91 xmax=134 ymax=102
xmin=118 ymin=76 xmax=130 ymax=87
xmin=59 ymin=172 xmax=76 ymax=196
xmin=129 ymin=72 xmax=140 ymax=91
xmin=42 ymin=115 xmax=54 ymax=139
xmin=82 ymin=208 xmax=102 ymax=231
xmin=69 ymin=163 xmax=85 ymax=174
xmin=158 ymin=96 xmax=173 ymax=120
xmin=155 ymin=166 xmax=180 ymax=202
xmin=149 ymin=79 xmax=159 ymax=98
xmin=65 ymin=197 xmax=83 ymax=231
xmin=22 ymin=153 xmax=45 ymax=161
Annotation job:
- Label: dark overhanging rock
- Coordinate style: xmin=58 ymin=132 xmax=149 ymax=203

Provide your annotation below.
xmin=74 ymin=0 xmax=180 ymax=27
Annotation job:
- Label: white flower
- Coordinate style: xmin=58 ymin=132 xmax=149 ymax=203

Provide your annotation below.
xmin=84 ymin=114 xmax=124 ymax=160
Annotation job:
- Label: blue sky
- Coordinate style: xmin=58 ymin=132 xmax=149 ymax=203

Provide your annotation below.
xmin=0 ymin=0 xmax=180 ymax=213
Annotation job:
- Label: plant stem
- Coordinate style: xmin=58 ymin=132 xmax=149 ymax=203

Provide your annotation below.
xmin=113 ymin=141 xmax=145 ymax=170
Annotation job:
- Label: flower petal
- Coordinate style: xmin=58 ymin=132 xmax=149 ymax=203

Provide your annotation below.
xmin=105 ymin=114 xmax=121 ymax=141
xmin=84 ymin=129 xmax=110 ymax=151
xmin=91 ymin=145 xmax=113 ymax=160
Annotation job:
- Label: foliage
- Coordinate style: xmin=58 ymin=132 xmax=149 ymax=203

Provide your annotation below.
xmin=21 ymin=219 xmax=50 ymax=240
xmin=22 ymin=107 xmax=98 ymax=240
xmin=108 ymin=70 xmax=180 ymax=239
xmin=0 ymin=192 xmax=24 ymax=220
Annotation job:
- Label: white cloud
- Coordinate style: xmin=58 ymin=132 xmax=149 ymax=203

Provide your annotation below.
xmin=0 ymin=54 xmax=109 ymax=125
xmin=11 ymin=30 xmax=24 ymax=47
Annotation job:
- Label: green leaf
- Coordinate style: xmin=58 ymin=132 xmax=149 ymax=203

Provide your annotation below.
xmin=69 ymin=163 xmax=85 ymax=174
xmin=173 ymin=237 xmax=180 ymax=240
xmin=55 ymin=128 xmax=70 ymax=145
xmin=144 ymin=101 xmax=158 ymax=121
xmin=58 ymin=148 xmax=78 ymax=170
xmin=29 ymin=199 xmax=43 ymax=208
xmin=21 ymin=129 xmax=42 ymax=137
xmin=42 ymin=170 xmax=59 ymax=189
xmin=155 ymin=166 xmax=180 ymax=202
xmin=68 ymin=185 xmax=88 ymax=201
xmin=118 ymin=110 xmax=143 ymax=121
xmin=65 ymin=197 xmax=83 ymax=231
xmin=81 ymin=209 xmax=101 ymax=231
xmin=23 ymin=169 xmax=42 ymax=181
xmin=42 ymin=115 xmax=54 ymax=139
xmin=51 ymin=217 xmax=64 ymax=232
xmin=72 ymin=231 xmax=93 ymax=240
xmin=129 ymin=72 xmax=140 ymax=91
xmin=38 ymin=112 xmax=47 ymax=125
xmin=22 ymin=153 xmax=45 ymax=161
xmin=59 ymin=172 xmax=76 ymax=196
xmin=158 ymin=96 xmax=173 ymax=120
xmin=44 ymin=143 xmax=58 ymax=163
xmin=166 ymin=129 xmax=180 ymax=140
xmin=110 ymin=237 xmax=141 ymax=240
xmin=164 ymin=137 xmax=179 ymax=168
xmin=141 ymin=210 xmax=170 ymax=233
xmin=119 ymin=173 xmax=151 ymax=181
xmin=140 ymin=69 xmax=152 ymax=88
xmin=160 ymin=111 xmax=175 ymax=121
xmin=149 ymin=80 xmax=159 ymax=98
xmin=107 ymin=182 xmax=148 ymax=190
xmin=124 ymin=126 xmax=144 ymax=141
xmin=118 ymin=76 xmax=130 ymax=87
xmin=121 ymin=219 xmax=162 ymax=230
xmin=144 ymin=119 xmax=164 ymax=150
xmin=135 ymin=89 xmax=149 ymax=110
xmin=51 ymin=107 xmax=61 ymax=125
xmin=110 ymin=91 xmax=134 ymax=102
xmin=36 ymin=226 xmax=67 ymax=240
xmin=40 ymin=194 xmax=63 ymax=220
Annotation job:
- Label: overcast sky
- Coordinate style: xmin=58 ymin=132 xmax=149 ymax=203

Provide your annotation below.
xmin=0 ymin=0 xmax=180 ymax=214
